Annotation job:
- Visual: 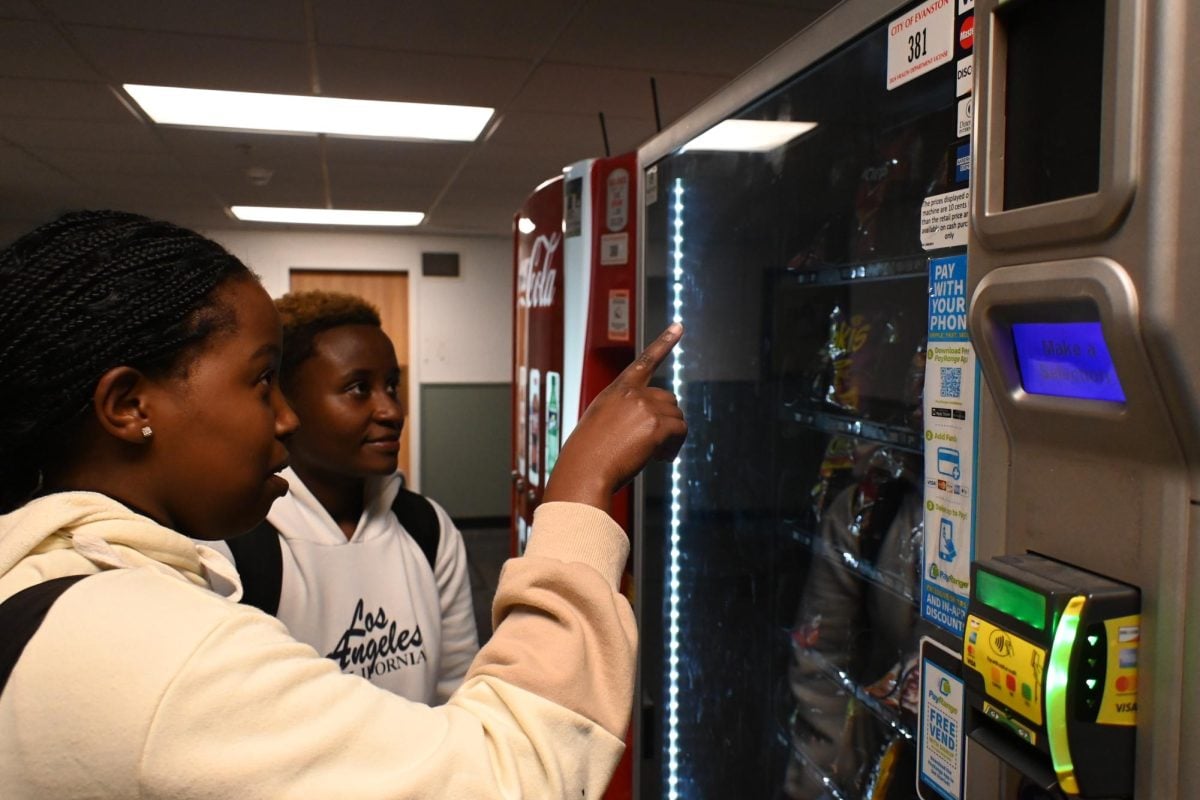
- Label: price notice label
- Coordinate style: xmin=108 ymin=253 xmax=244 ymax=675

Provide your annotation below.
xmin=887 ymin=0 xmax=955 ymax=91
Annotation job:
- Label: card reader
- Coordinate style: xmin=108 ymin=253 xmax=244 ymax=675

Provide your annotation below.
xmin=961 ymin=554 xmax=1139 ymax=797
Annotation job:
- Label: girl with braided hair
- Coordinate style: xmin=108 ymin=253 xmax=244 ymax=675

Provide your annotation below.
xmin=0 ymin=210 xmax=688 ymax=798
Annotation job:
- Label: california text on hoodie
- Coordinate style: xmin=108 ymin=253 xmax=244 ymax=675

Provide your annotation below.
xmin=0 ymin=491 xmax=635 ymax=799
xmin=215 ymin=468 xmax=479 ymax=704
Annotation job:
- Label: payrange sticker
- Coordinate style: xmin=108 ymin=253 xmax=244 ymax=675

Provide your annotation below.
xmin=922 ymin=254 xmax=979 ymax=637
xmin=887 ymin=0 xmax=955 ymax=91
xmin=918 ymin=638 xmax=967 ymax=800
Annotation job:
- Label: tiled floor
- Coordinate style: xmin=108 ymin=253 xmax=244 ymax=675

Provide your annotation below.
xmin=460 ymin=525 xmax=511 ymax=644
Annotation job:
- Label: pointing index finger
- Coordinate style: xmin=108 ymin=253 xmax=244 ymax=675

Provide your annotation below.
xmin=621 ymin=323 xmax=683 ymax=386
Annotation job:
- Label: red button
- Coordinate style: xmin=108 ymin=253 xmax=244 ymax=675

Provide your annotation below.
xmin=1116 ymin=676 xmax=1130 ymax=692
xmin=1006 ymin=674 xmax=1017 ymax=692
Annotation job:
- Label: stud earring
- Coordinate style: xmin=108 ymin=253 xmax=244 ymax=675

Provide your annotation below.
xmin=141 ymin=425 xmax=153 ymax=439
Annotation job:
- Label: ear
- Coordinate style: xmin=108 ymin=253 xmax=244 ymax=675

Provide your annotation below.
xmin=92 ymin=366 xmax=156 ymax=444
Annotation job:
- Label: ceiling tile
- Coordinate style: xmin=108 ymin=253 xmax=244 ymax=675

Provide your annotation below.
xmin=316 ymin=45 xmax=530 ymax=107
xmin=30 ymin=148 xmax=187 ymax=177
xmin=550 ymin=0 xmax=824 ymax=74
xmin=0 ymin=117 xmax=164 ymax=151
xmin=0 ymin=1 xmax=38 ymax=19
xmin=42 ymin=0 xmax=308 ymax=40
xmin=0 ymin=18 xmax=96 ymax=79
xmin=485 ymin=109 xmax=654 ymax=167
xmin=313 ymin=0 xmax=578 ymax=60
xmin=0 ymin=78 xmax=129 ymax=120
xmin=69 ymin=26 xmax=312 ymax=93
xmin=512 ymin=62 xmax=729 ymax=121
xmin=157 ymin=127 xmax=324 ymax=167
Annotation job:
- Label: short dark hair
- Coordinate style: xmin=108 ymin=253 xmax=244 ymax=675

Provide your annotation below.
xmin=0 ymin=209 xmax=254 ymax=512
xmin=274 ymin=291 xmax=382 ymax=390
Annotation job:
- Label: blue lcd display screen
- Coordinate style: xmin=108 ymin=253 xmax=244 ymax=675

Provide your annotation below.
xmin=1011 ymin=322 xmax=1126 ymax=402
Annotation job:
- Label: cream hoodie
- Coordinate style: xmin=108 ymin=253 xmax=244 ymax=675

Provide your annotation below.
xmin=0 ymin=491 xmax=636 ymax=799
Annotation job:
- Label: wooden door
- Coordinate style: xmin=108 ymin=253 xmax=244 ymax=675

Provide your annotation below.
xmin=288 ymin=270 xmax=411 ymax=479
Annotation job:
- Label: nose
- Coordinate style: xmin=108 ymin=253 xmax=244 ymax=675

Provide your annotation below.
xmin=373 ymin=391 xmax=404 ymax=426
xmin=272 ymin=383 xmax=300 ymax=440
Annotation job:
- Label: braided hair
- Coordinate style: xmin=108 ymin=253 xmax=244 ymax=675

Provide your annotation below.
xmin=274 ymin=290 xmax=381 ymax=392
xmin=0 ymin=210 xmax=254 ymax=512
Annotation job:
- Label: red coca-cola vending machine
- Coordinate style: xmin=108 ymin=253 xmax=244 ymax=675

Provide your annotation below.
xmin=511 ymin=151 xmax=639 ymax=799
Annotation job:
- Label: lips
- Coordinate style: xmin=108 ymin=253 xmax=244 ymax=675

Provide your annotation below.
xmin=364 ymin=436 xmax=400 ymax=453
xmin=266 ymin=461 xmax=290 ymax=495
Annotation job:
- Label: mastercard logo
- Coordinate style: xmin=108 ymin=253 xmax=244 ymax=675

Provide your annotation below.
xmin=960 ymin=15 xmax=975 ymax=50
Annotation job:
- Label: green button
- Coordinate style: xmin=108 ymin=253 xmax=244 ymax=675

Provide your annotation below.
xmin=1022 ymin=683 xmax=1033 ymax=701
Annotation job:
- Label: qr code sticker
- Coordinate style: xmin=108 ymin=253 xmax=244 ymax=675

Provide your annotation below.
xmin=940 ymin=366 xmax=962 ymax=399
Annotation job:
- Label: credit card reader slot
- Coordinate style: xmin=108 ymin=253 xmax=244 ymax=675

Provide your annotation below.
xmin=962 ymin=554 xmax=1139 ymax=798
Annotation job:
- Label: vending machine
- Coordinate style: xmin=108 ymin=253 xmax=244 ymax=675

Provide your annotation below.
xmin=511 ymin=152 xmax=640 ymax=548
xmin=637 ymin=0 xmax=1200 ymax=798
xmin=962 ymin=1 xmax=1200 ymax=798
xmin=635 ymin=0 xmax=976 ymax=797
xmin=512 ymin=152 xmax=640 ymax=800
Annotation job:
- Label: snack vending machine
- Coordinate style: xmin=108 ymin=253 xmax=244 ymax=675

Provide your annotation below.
xmin=635 ymin=0 xmax=976 ymax=797
xmin=961 ymin=0 xmax=1200 ymax=798
xmin=512 ymin=152 xmax=640 ymax=800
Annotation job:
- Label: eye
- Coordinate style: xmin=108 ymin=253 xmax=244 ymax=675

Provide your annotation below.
xmin=385 ymin=381 xmax=399 ymax=398
xmin=345 ymin=381 xmax=370 ymax=397
xmin=256 ymin=368 xmax=277 ymax=400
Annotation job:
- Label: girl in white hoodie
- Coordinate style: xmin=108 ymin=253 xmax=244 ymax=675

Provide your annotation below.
xmin=218 ymin=291 xmax=479 ymax=704
xmin=0 ymin=210 xmax=686 ymax=798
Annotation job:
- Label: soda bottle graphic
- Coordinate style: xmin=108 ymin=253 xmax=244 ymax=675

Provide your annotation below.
xmin=528 ymin=369 xmax=541 ymax=487
xmin=545 ymin=371 xmax=561 ymax=477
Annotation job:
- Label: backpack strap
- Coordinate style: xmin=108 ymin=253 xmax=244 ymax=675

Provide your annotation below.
xmin=229 ymin=488 xmax=440 ymax=615
xmin=390 ymin=488 xmax=440 ymax=573
xmin=0 ymin=574 xmax=88 ymax=698
xmin=225 ymin=519 xmax=283 ymax=616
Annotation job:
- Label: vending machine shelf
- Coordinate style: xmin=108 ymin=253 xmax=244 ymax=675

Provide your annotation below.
xmin=782 ymin=256 xmax=930 ymax=288
xmin=785 ymin=406 xmax=923 ymax=453
xmin=788 ymin=642 xmax=917 ymax=740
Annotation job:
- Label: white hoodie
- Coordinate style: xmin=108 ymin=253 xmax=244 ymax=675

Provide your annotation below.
xmin=216 ymin=469 xmax=478 ymax=704
xmin=0 ymin=491 xmax=636 ymax=799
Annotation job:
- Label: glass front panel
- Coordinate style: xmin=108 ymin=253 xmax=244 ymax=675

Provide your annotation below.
xmin=640 ymin=3 xmax=965 ymax=797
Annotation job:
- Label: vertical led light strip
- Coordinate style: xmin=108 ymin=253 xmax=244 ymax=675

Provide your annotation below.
xmin=666 ymin=177 xmax=686 ymax=799
xmin=1046 ymin=595 xmax=1086 ymax=795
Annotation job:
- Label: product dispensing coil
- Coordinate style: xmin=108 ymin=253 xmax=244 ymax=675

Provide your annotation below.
xmin=962 ymin=554 xmax=1139 ymax=797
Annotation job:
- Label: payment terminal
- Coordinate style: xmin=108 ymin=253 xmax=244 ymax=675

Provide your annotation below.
xmin=962 ymin=554 xmax=1139 ymax=798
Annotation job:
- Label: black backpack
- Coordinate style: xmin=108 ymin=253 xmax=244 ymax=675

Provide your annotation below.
xmin=225 ymin=487 xmax=441 ymax=616
xmin=0 ymin=574 xmax=88 ymax=697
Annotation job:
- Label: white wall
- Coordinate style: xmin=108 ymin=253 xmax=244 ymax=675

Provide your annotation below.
xmin=203 ymin=227 xmax=513 ymax=488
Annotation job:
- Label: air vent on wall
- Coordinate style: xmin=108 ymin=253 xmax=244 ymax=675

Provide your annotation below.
xmin=422 ymin=252 xmax=460 ymax=277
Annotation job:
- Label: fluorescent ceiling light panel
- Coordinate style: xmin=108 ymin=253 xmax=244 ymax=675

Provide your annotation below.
xmin=680 ymin=120 xmax=818 ymax=152
xmin=125 ymin=84 xmax=493 ymax=142
xmin=230 ymin=206 xmax=425 ymax=227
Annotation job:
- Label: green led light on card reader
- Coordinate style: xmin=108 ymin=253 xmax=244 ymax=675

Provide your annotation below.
xmin=976 ymin=570 xmax=1046 ymax=631
xmin=1047 ymin=595 xmax=1086 ymax=796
